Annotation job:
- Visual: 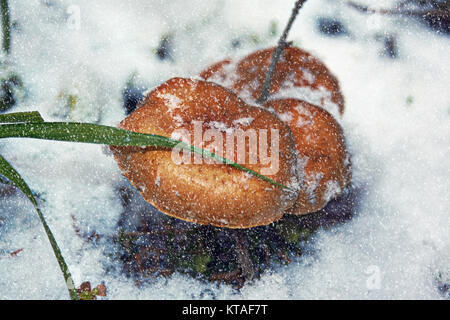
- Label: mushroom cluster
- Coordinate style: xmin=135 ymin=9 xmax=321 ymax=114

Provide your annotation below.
xmin=111 ymin=46 xmax=351 ymax=229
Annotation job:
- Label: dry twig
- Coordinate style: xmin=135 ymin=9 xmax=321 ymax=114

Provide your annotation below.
xmin=257 ymin=0 xmax=308 ymax=104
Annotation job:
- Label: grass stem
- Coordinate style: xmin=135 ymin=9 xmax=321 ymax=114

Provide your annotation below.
xmin=1 ymin=0 xmax=11 ymax=55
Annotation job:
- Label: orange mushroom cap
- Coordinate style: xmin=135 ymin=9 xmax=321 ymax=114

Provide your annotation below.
xmin=264 ymin=98 xmax=351 ymax=214
xmin=200 ymin=47 xmax=351 ymax=214
xmin=111 ymin=78 xmax=299 ymax=228
xmin=200 ymin=46 xmax=345 ymax=116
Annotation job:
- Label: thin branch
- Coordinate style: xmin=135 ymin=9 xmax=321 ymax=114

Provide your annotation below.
xmin=347 ymin=1 xmax=450 ymax=19
xmin=256 ymin=0 xmax=308 ymax=104
xmin=347 ymin=1 xmax=405 ymax=15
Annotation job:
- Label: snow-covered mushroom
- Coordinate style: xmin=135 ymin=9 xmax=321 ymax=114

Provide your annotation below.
xmin=264 ymin=98 xmax=351 ymax=214
xmin=111 ymin=78 xmax=299 ymax=228
xmin=200 ymin=46 xmax=345 ymax=116
xmin=199 ymin=46 xmax=351 ymax=214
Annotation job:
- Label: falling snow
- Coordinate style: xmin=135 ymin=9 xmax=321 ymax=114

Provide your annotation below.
xmin=0 ymin=0 xmax=449 ymax=299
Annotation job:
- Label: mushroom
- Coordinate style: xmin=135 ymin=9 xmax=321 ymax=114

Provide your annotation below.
xmin=199 ymin=46 xmax=351 ymax=214
xmin=264 ymin=98 xmax=351 ymax=214
xmin=200 ymin=46 xmax=345 ymax=116
xmin=111 ymin=78 xmax=299 ymax=228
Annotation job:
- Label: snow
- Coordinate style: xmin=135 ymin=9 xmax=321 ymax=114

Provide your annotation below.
xmin=277 ymin=112 xmax=293 ymax=123
xmin=232 ymin=117 xmax=254 ymax=127
xmin=157 ymin=93 xmax=183 ymax=112
xmin=323 ymin=180 xmax=341 ymax=203
xmin=0 ymin=0 xmax=449 ymax=299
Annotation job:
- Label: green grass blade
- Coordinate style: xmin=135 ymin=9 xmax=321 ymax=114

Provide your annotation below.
xmin=0 ymin=111 xmax=45 ymax=124
xmin=174 ymin=141 xmax=293 ymax=191
xmin=0 ymin=154 xmax=79 ymax=300
xmin=0 ymin=121 xmax=175 ymax=146
xmin=0 ymin=121 xmax=294 ymax=191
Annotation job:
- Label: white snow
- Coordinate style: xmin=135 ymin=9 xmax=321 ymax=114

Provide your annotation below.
xmin=207 ymin=121 xmax=233 ymax=133
xmin=157 ymin=93 xmax=183 ymax=112
xmin=0 ymin=0 xmax=449 ymax=299
xmin=232 ymin=117 xmax=254 ymax=127
xmin=323 ymin=180 xmax=341 ymax=202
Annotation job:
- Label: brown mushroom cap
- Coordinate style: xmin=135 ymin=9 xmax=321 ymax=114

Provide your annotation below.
xmin=200 ymin=46 xmax=345 ymax=116
xmin=111 ymin=78 xmax=299 ymax=228
xmin=264 ymin=98 xmax=351 ymax=214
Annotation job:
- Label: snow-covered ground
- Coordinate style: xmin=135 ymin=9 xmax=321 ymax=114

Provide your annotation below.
xmin=0 ymin=0 xmax=449 ymax=299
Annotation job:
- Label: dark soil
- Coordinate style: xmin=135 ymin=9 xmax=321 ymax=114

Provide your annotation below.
xmin=113 ymin=182 xmax=358 ymax=288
